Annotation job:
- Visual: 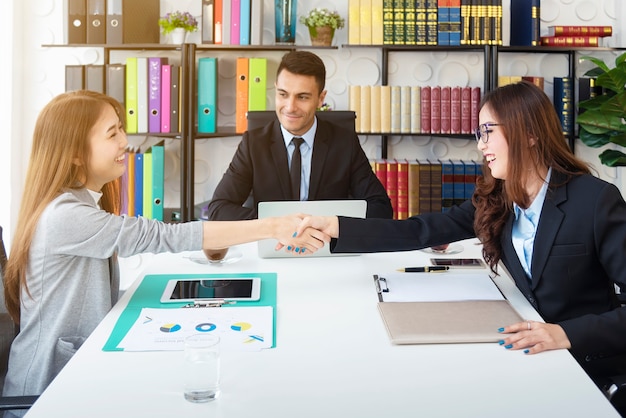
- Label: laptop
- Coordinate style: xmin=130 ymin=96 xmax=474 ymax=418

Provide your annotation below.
xmin=257 ymin=200 xmax=367 ymax=258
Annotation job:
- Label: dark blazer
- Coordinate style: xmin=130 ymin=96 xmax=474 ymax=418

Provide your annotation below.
xmin=332 ymin=172 xmax=626 ymax=379
xmin=206 ymin=118 xmax=393 ymax=220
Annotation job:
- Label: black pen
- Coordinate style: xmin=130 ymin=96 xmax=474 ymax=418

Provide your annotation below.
xmin=396 ymin=266 xmax=450 ymax=273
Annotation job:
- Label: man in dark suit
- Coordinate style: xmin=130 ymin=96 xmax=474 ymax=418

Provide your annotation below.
xmin=206 ymin=51 xmax=392 ymax=221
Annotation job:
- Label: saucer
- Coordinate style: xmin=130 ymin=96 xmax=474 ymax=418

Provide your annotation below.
xmin=186 ymin=247 xmax=243 ymax=266
xmin=420 ymin=243 xmax=464 ymax=255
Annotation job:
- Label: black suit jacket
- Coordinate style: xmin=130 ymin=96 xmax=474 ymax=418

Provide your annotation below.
xmin=206 ymin=118 xmax=393 ymax=220
xmin=332 ymin=172 xmax=626 ymax=376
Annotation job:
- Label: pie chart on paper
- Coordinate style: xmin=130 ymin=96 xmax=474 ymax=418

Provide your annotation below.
xmin=159 ymin=323 xmax=182 ymax=333
xmin=230 ymin=322 xmax=252 ymax=332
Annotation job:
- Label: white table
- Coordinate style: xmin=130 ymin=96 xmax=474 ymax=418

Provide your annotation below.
xmin=24 ymin=239 xmax=620 ymax=418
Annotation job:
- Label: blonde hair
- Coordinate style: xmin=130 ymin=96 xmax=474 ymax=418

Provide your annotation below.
xmin=4 ymin=90 xmax=125 ymax=323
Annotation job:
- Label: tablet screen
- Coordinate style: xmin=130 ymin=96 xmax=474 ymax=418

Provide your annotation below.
xmin=160 ymin=278 xmax=261 ymax=303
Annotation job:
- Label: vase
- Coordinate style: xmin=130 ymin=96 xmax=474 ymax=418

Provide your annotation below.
xmin=309 ymin=26 xmax=334 ymax=46
xmin=170 ymin=28 xmax=187 ymax=44
xmin=274 ymin=0 xmax=297 ymax=44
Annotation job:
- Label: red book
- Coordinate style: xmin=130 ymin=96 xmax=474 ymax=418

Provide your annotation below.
xmin=470 ymin=87 xmax=481 ymax=135
xmin=420 ymin=86 xmax=431 ymax=134
xmin=540 ymin=36 xmax=599 ymax=47
xmin=451 ymin=86 xmax=461 ymax=134
xmin=374 ymin=159 xmax=387 ymax=189
xmin=430 ymin=86 xmax=441 ymax=134
xmin=386 ymin=159 xmax=398 ymax=219
xmin=396 ymin=159 xmax=409 ymax=220
xmin=440 ymin=86 xmax=451 ymax=135
xmin=548 ymin=25 xmax=612 ymax=37
xmin=460 ymin=86 xmax=471 ymax=134
xmin=521 ymin=76 xmax=544 ymax=91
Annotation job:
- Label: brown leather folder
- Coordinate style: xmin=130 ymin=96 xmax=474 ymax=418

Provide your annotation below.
xmin=377 ymin=300 xmax=523 ymax=344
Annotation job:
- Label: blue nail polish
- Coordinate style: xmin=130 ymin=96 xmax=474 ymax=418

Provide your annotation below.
xmin=287 ymin=246 xmax=292 ymax=251
xmin=524 ymin=349 xmax=530 ymax=354
xmin=292 ymin=232 xmax=297 ymax=237
xmin=295 ymin=248 xmax=300 ymax=253
xmin=505 ymin=344 xmax=513 ymax=349
xmin=497 ymin=327 xmax=505 ymax=333
xmin=498 ymin=340 xmax=505 ymax=345
xmin=302 ymin=248 xmax=306 ymax=253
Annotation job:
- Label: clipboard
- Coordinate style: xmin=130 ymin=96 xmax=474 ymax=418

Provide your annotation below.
xmin=373 ymin=273 xmax=523 ymax=344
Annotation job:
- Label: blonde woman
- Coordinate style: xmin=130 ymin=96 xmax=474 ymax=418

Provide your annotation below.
xmin=3 ymin=90 xmax=326 ymax=403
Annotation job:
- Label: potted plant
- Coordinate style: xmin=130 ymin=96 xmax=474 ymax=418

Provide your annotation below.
xmin=577 ymin=52 xmax=626 ymax=166
xmin=158 ymin=11 xmax=198 ymax=43
xmin=299 ymin=8 xmax=345 ymax=46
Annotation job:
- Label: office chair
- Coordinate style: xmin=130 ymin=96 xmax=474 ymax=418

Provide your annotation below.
xmin=246 ymin=110 xmax=357 ymax=133
xmin=0 ymin=226 xmax=38 ymax=410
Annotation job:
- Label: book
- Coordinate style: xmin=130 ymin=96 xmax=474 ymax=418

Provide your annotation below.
xmin=393 ymin=0 xmax=405 ymax=45
xmin=425 ymin=0 xmax=438 ymax=45
xmin=460 ymin=86 xmax=471 ymax=134
xmin=408 ymin=159 xmax=420 ymax=217
xmin=349 ymin=0 xmax=361 ymax=44
xmin=386 ymin=159 xmax=398 ymax=219
xmin=410 ymin=86 xmax=421 ymax=133
xmin=471 ymin=87 xmax=481 ymax=136
xmin=372 ymin=0 xmax=384 ymax=44
xmin=430 ymin=85 xmax=441 ymax=134
xmin=429 ymin=159 xmax=442 ymax=213
xmin=547 ymin=25 xmax=612 ymax=37
xmin=451 ymin=159 xmax=465 ymax=206
xmin=437 ymin=0 xmax=450 ymax=46
xmin=370 ymin=85 xmax=382 ymax=133
xmin=521 ymin=76 xmax=544 ymax=91
xmin=396 ymin=159 xmax=409 ymax=220
xmin=417 ymin=159 xmax=431 ymax=213
xmin=381 ymin=85 xmax=392 ymax=133
xmin=391 ymin=85 xmax=402 ymax=133
xmin=360 ymin=0 xmax=373 ymax=45
xmin=374 ymin=159 xmax=388 ymax=189
xmin=404 ymin=0 xmax=417 ymax=46
xmin=420 ymin=86 xmax=431 ymax=134
xmin=440 ymin=159 xmax=454 ymax=212
xmin=415 ymin=0 xmax=427 ymax=45
xmin=509 ymin=0 xmax=539 ymax=46
xmin=360 ymin=85 xmax=372 ymax=133
xmin=450 ymin=86 xmax=461 ymax=134
xmin=383 ymin=0 xmax=394 ymax=44
xmin=540 ymin=36 xmax=599 ymax=47
xmin=463 ymin=160 xmax=477 ymax=199
xmin=349 ymin=85 xmax=362 ymax=131
xmin=553 ymin=77 xmax=574 ymax=138
xmin=449 ymin=0 xmax=462 ymax=45
xmin=440 ymin=86 xmax=451 ymax=134
xmin=400 ymin=85 xmax=411 ymax=133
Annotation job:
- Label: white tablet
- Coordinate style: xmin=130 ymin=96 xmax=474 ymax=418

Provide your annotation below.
xmin=160 ymin=277 xmax=261 ymax=303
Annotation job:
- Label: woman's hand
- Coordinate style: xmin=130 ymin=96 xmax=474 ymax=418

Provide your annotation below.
xmin=295 ymin=215 xmax=340 ymax=239
xmin=497 ymin=320 xmax=571 ymax=354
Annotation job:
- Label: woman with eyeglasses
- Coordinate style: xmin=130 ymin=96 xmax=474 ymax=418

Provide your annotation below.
xmin=298 ymin=81 xmax=626 ymax=396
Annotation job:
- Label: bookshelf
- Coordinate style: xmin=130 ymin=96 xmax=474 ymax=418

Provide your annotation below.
xmin=43 ymin=42 xmax=337 ymax=222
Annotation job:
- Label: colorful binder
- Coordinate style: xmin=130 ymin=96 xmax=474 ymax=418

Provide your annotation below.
xmin=170 ymin=65 xmax=180 ymax=133
xmin=142 ymin=151 xmax=153 ymax=219
xmin=126 ymin=149 xmax=136 ymax=217
xmin=134 ymin=152 xmax=144 ymax=217
xmin=137 ymin=57 xmax=148 ymax=133
xmin=160 ymin=64 xmax=171 ymax=133
xmin=235 ymin=57 xmax=249 ymax=133
xmin=230 ymin=0 xmax=241 ymax=45
xmin=125 ymin=57 xmax=138 ymax=133
xmin=239 ymin=0 xmax=251 ymax=45
xmin=148 ymin=57 xmax=167 ymax=133
xmin=150 ymin=143 xmax=165 ymax=221
xmin=197 ymin=57 xmax=217 ymax=133
xmin=248 ymin=58 xmax=266 ymax=111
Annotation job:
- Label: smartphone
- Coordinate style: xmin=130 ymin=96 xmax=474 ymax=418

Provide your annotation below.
xmin=430 ymin=258 xmax=486 ymax=268
xmin=160 ymin=277 xmax=261 ymax=303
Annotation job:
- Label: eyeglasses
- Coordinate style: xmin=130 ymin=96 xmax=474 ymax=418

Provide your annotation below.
xmin=474 ymin=123 xmax=503 ymax=144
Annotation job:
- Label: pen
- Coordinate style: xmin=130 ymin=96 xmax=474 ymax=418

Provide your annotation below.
xmin=396 ymin=266 xmax=450 ymax=273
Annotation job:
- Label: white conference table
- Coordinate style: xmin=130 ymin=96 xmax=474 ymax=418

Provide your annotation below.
xmin=25 ymin=238 xmax=620 ymax=418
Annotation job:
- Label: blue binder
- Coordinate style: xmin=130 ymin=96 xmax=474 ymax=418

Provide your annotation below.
xmin=197 ymin=57 xmax=217 ymax=133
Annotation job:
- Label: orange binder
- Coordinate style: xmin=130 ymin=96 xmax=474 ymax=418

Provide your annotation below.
xmin=235 ymin=57 xmax=249 ymax=133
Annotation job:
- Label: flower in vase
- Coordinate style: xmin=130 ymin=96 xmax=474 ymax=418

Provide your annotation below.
xmin=158 ymin=11 xmax=198 ymax=35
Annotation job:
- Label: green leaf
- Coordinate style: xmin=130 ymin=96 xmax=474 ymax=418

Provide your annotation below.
xmin=607 ymin=132 xmax=626 ymax=147
xmin=580 ymin=55 xmax=611 ymax=72
xmin=579 ymin=128 xmax=610 ymax=147
xmin=596 ymin=64 xmax=626 ymax=94
xmin=577 ymin=110 xmax=625 ymax=133
xmin=599 ymin=149 xmax=626 ymax=167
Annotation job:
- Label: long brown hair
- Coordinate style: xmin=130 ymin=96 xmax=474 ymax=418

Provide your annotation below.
xmin=472 ymin=81 xmax=590 ymax=272
xmin=4 ymin=91 xmax=125 ymax=324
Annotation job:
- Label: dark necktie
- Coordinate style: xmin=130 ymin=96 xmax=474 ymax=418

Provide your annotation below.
xmin=290 ymin=137 xmax=304 ymax=200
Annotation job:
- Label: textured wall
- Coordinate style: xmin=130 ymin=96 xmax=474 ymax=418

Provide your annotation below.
xmin=11 ymin=0 xmax=626 ymax=288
